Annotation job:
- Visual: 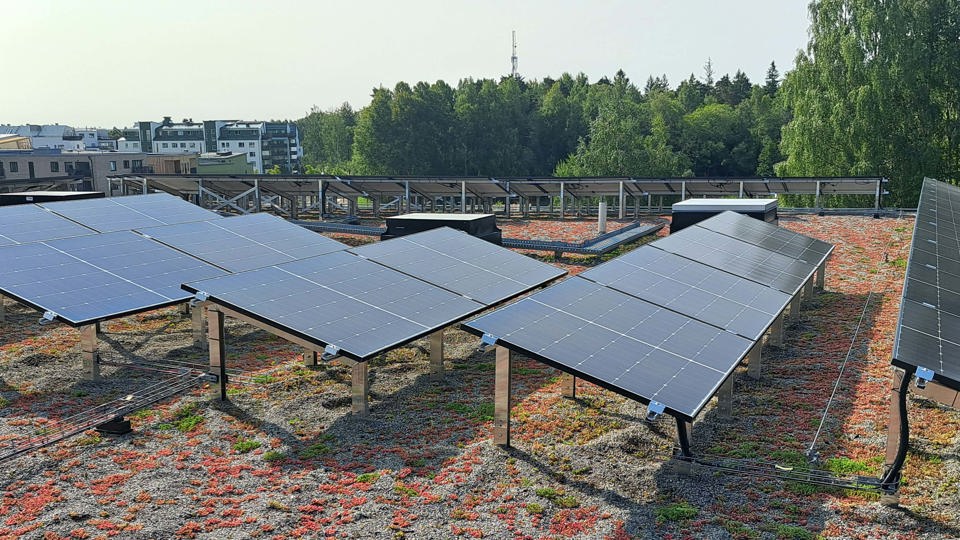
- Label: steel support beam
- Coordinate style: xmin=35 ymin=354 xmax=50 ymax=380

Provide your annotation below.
xmin=351 ymin=360 xmax=369 ymax=416
xmin=717 ymin=376 xmax=734 ymax=418
xmin=746 ymin=341 xmax=762 ymax=380
xmin=304 ymin=348 xmax=318 ymax=367
xmin=207 ymin=307 xmax=227 ymax=400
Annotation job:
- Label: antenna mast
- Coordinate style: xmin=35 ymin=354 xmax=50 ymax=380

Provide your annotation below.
xmin=511 ymin=31 xmax=518 ymax=77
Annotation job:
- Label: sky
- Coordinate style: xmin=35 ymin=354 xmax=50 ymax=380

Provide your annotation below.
xmin=3 ymin=0 xmax=811 ymax=128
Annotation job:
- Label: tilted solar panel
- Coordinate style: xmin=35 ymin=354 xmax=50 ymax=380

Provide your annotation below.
xmin=183 ymin=251 xmax=486 ymax=360
xmin=0 ymin=204 xmax=96 ymax=245
xmin=462 ymin=277 xmax=754 ymax=420
xmin=39 ymin=193 xmax=220 ymax=232
xmin=350 ymin=227 xmax=566 ymax=305
xmin=138 ymin=213 xmax=348 ymax=272
xmin=652 ymin=226 xmax=815 ymax=295
xmin=894 ymin=178 xmax=960 ymax=390
xmin=580 ymin=245 xmax=791 ymax=341
xmin=696 ymin=211 xmax=833 ymax=267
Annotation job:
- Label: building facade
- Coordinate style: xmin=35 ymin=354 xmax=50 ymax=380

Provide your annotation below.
xmin=198 ymin=152 xmax=255 ymax=174
xmin=0 ymin=149 xmax=149 ymax=192
xmin=0 ymin=125 xmax=85 ymax=151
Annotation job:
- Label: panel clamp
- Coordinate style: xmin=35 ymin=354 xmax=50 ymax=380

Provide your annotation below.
xmin=321 ymin=344 xmax=340 ymax=361
xmin=915 ymin=366 xmax=935 ymax=389
xmin=477 ymin=333 xmax=499 ymax=353
xmin=645 ymin=400 xmax=665 ymax=422
xmin=200 ymin=373 xmax=220 ymax=383
xmin=189 ymin=291 xmax=209 ymax=308
xmin=38 ymin=311 xmax=57 ymax=326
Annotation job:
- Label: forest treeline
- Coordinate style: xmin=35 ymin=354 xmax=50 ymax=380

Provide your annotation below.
xmin=297 ymin=1 xmax=960 ymax=207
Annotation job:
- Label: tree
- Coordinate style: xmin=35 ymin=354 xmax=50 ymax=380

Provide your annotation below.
xmin=107 ymin=127 xmax=123 ymax=140
xmin=763 ymin=61 xmax=780 ymax=96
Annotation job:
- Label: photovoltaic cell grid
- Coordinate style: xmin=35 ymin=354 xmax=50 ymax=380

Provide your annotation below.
xmin=183 ymin=251 xmax=486 ymax=360
xmin=350 ymin=227 xmax=566 ymax=305
xmin=462 ymin=277 xmax=754 ymax=420
xmin=696 ymin=211 xmax=834 ymax=267
xmin=580 ymin=245 xmax=791 ymax=341
xmin=651 ymin=225 xmax=815 ymax=295
xmin=894 ymin=178 xmax=960 ymax=391
xmin=39 ymin=193 xmax=220 ymax=233
xmin=0 ymin=204 xmax=96 ymax=245
xmin=0 ymin=232 xmax=227 ymax=325
xmin=137 ymin=213 xmax=349 ymax=272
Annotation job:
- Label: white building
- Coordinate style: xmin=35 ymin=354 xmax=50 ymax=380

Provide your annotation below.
xmin=152 ymin=118 xmax=205 ymax=154
xmin=0 ymin=124 xmax=84 ymax=151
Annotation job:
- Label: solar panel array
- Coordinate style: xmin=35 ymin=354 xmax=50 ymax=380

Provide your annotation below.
xmin=350 ymin=227 xmax=566 ymax=305
xmin=39 ymin=192 xmax=220 ymax=232
xmin=0 ymin=204 xmax=96 ymax=245
xmin=466 ymin=210 xmax=832 ymax=420
xmin=894 ymin=178 xmax=960 ymax=391
xmin=138 ymin=213 xmax=348 ymax=272
xmin=0 ymin=232 xmax=227 ymax=325
xmin=696 ymin=210 xmax=833 ymax=267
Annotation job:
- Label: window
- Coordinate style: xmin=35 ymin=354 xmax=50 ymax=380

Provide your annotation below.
xmin=249 ymin=152 xmax=255 ymax=157
xmin=180 ymin=142 xmax=186 ymax=148
xmin=221 ymin=142 xmax=226 ymax=148
xmin=249 ymin=142 xmax=256 ymax=147
xmin=238 ymin=142 xmax=245 ymax=148
xmin=123 ymin=160 xmax=130 ymax=168
xmin=132 ymin=159 xmax=143 ymax=169
xmin=9 ymin=161 xmax=18 ymax=173
xmin=109 ymin=161 xmax=117 ymax=171
xmin=177 ymin=130 xmax=183 ymax=136
xmin=225 ymin=142 xmax=231 ymax=147
xmin=162 ymin=143 xmax=168 ymax=148
xmin=0 ymin=162 xmax=5 ymax=176
xmin=133 ymin=141 xmax=139 ymax=148
xmin=50 ymin=162 xmax=60 ymax=173
xmin=189 ymin=142 xmax=196 ymax=148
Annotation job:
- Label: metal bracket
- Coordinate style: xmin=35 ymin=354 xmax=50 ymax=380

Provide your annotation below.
xmin=915 ymin=366 xmax=935 ymax=389
xmin=200 ymin=373 xmax=220 ymax=383
xmin=645 ymin=400 xmax=665 ymax=422
xmin=477 ymin=333 xmax=499 ymax=353
xmin=189 ymin=291 xmax=209 ymax=308
xmin=321 ymin=344 xmax=340 ymax=361
xmin=38 ymin=311 xmax=57 ymax=326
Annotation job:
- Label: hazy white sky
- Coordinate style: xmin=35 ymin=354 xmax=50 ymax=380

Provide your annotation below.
xmin=4 ymin=0 xmax=811 ymax=128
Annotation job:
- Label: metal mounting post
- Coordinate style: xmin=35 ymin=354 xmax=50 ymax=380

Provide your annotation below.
xmin=429 ymin=330 xmax=444 ymax=379
xmin=191 ymin=302 xmax=207 ymax=347
xmin=351 ymin=361 xmax=369 ymax=416
xmin=746 ymin=341 xmax=762 ymax=380
xmin=81 ymin=324 xmax=100 ymax=381
xmin=303 ymin=348 xmax=318 ymax=367
xmin=768 ymin=313 xmax=785 ymax=348
xmin=494 ymin=346 xmax=512 ymax=447
xmin=561 ymin=373 xmax=576 ymax=399
xmin=207 ymin=307 xmax=228 ymax=400
xmin=717 ymin=376 xmax=734 ymax=418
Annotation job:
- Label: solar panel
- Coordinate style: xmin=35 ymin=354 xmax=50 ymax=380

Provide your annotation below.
xmin=462 ymin=277 xmax=755 ymax=420
xmin=0 ymin=204 xmax=96 ymax=245
xmin=137 ymin=213 xmax=348 ymax=272
xmin=39 ymin=193 xmax=220 ymax=233
xmin=183 ymin=251 xmax=486 ymax=360
xmin=894 ymin=179 xmax=960 ymax=390
xmin=45 ymin=232 xmax=228 ymax=300
xmin=350 ymin=227 xmax=566 ymax=305
xmin=0 ymin=243 xmax=167 ymax=325
xmin=696 ymin=211 xmax=833 ymax=267
xmin=580 ymin=245 xmax=791 ymax=341
xmin=652 ymin=226 xmax=815 ymax=294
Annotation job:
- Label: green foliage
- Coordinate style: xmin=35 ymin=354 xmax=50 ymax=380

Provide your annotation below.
xmin=655 ymin=501 xmax=698 ymax=522
xmin=263 ymin=450 xmax=286 ymax=463
xmin=535 ymin=487 xmax=560 ymax=499
xmin=0 ymin=397 xmax=9 ymax=409
xmin=233 ymin=439 xmax=261 ymax=454
xmin=299 ymin=443 xmax=332 ymax=458
xmin=355 ymin=472 xmax=380 ymax=484
xmin=526 ymin=503 xmax=545 ymax=515
xmin=252 ymin=374 xmax=277 ymax=384
xmin=172 ymin=403 xmax=203 ymax=433
xmin=393 ymin=482 xmax=418 ymax=497
xmin=775 ymin=524 xmax=814 ymax=540
xmin=826 ymin=456 xmax=871 ymax=475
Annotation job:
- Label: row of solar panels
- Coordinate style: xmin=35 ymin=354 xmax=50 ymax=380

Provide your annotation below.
xmin=894 ymin=178 xmax=960 ymax=391
xmin=464 ymin=210 xmax=834 ymax=421
xmin=0 ymin=194 xmax=567 ymax=362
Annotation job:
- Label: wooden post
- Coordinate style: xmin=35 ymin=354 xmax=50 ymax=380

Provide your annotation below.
xmin=429 ymin=330 xmax=444 ymax=379
xmin=207 ymin=307 xmax=227 ymax=400
xmin=81 ymin=324 xmax=100 ymax=380
xmin=179 ymin=303 xmax=190 ymax=316
xmin=303 ymin=348 xmax=318 ymax=367
xmin=561 ymin=373 xmax=576 ymax=399
xmin=352 ymin=361 xmax=369 ymax=416
xmin=494 ymin=346 xmax=512 ymax=447
xmin=746 ymin=341 xmax=762 ymax=380
xmin=816 ymin=260 xmax=827 ymax=290
xmin=717 ymin=376 xmax=734 ymax=417
xmin=788 ymin=292 xmax=802 ymax=320
xmin=803 ymin=277 xmax=815 ymax=303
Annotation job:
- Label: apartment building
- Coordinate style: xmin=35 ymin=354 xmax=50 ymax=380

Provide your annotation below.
xmin=0 ymin=149 xmax=148 ymax=192
xmin=0 ymin=124 xmax=85 ymax=151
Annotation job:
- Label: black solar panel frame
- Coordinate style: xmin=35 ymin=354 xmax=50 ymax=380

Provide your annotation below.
xmin=0 ymin=204 xmax=97 ymax=245
xmin=38 ymin=192 xmax=220 ymax=233
xmin=696 ymin=211 xmax=834 ymax=268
